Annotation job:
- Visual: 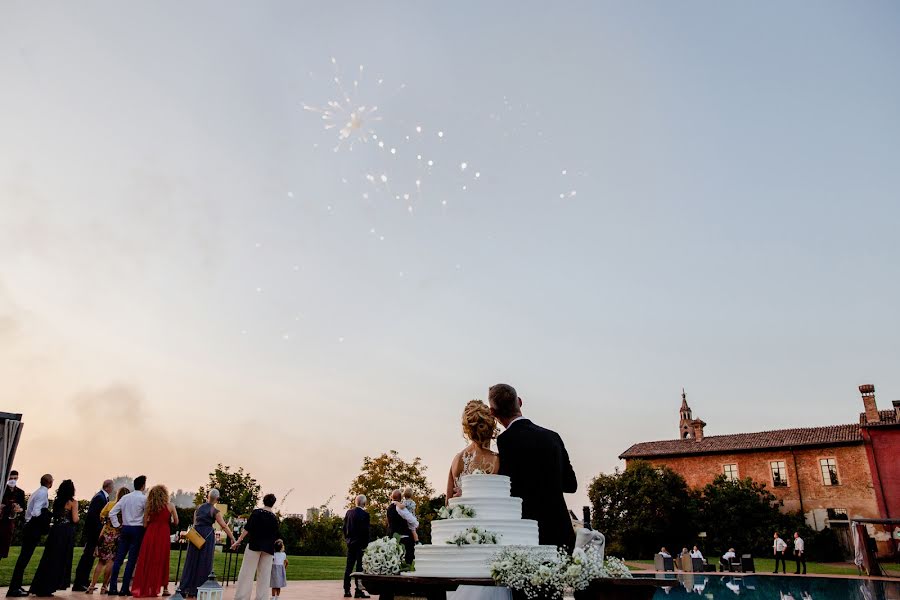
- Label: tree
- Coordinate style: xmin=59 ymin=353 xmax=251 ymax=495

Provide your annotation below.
xmin=589 ymin=461 xmax=698 ymax=558
xmin=278 ymin=516 xmax=305 ymax=555
xmin=417 ymin=495 xmax=447 ymax=545
xmin=347 ymin=450 xmax=434 ymax=521
xmin=696 ymin=475 xmax=788 ymax=556
xmin=195 ymin=464 xmax=261 ymax=517
xmin=299 ymin=512 xmax=346 ymax=556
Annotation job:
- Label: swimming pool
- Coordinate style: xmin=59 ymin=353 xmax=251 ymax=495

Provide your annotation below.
xmin=637 ymin=573 xmax=900 ymax=599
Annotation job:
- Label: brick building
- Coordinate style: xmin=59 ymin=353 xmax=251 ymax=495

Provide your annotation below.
xmin=620 ymin=385 xmax=900 ymax=555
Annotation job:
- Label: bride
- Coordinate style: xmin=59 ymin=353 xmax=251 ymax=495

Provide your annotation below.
xmin=446 ymin=400 xmax=500 ymax=499
xmin=446 ymin=400 xmax=511 ymax=600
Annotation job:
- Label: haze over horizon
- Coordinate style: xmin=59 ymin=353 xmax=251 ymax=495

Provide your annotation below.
xmin=2 ymin=1 xmax=899 ymax=515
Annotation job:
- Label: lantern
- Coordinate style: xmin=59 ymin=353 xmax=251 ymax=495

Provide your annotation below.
xmin=197 ymin=572 xmax=223 ymax=600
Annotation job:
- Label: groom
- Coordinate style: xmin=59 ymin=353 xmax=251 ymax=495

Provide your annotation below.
xmin=490 ymin=383 xmax=577 ymax=551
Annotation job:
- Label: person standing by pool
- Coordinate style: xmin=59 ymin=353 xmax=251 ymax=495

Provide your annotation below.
xmin=179 ymin=489 xmax=236 ymax=598
xmin=793 ymin=532 xmax=806 ymax=574
xmin=773 ymin=532 xmax=788 ymax=573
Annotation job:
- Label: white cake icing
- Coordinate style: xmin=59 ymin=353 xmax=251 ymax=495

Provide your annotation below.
xmin=456 ymin=474 xmax=512 ymax=496
xmin=431 ymin=519 xmax=538 ymax=545
xmin=412 ymin=544 xmax=558 ymax=578
xmin=412 ymin=474 xmax=556 ymax=578
xmin=447 ymin=496 xmax=522 ymax=520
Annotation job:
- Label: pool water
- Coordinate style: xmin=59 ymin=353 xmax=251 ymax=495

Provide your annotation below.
xmin=638 ymin=573 xmax=900 ymax=599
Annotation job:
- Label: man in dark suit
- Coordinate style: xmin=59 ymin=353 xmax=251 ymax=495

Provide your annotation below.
xmin=490 ymin=383 xmax=578 ymax=551
xmin=386 ymin=490 xmax=417 ymax=566
xmin=73 ymin=479 xmax=114 ymax=591
xmin=0 ymin=470 xmax=26 ymax=562
xmin=342 ymin=495 xmax=371 ymax=599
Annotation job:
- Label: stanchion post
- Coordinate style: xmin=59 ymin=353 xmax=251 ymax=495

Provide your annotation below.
xmin=174 ymin=534 xmax=185 ymax=584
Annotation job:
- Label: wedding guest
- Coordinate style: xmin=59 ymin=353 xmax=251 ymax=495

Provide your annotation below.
xmin=401 ymin=488 xmax=419 ymax=543
xmin=108 ymin=475 xmax=148 ymax=595
xmin=73 ymin=479 xmax=113 ymax=591
xmin=0 ymin=470 xmax=25 ymax=562
xmin=793 ymin=532 xmax=806 ymax=575
xmin=7 ymin=473 xmax=53 ymax=598
xmin=343 ymin=495 xmax=371 ymax=599
xmin=131 ymin=485 xmax=179 ymax=597
xmin=232 ymin=494 xmax=280 ymax=600
xmin=677 ymin=547 xmax=690 ymax=571
xmin=720 ymin=547 xmax=736 ymax=570
xmin=89 ymin=487 xmax=131 ymax=594
xmin=659 ymin=547 xmax=671 ymax=559
xmin=29 ymin=479 xmax=79 ymax=597
xmin=773 ymin=532 xmax=788 ymax=573
xmin=386 ymin=490 xmax=418 ymax=565
xmin=179 ymin=489 xmax=235 ymax=598
xmin=270 ymin=540 xmax=287 ymax=599
xmin=690 ymin=545 xmax=704 ymax=560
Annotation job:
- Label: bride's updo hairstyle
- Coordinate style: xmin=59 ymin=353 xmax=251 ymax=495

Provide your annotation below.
xmin=462 ymin=400 xmax=498 ymax=448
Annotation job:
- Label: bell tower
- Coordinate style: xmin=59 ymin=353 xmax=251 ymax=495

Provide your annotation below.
xmin=679 ymin=389 xmax=693 ymax=439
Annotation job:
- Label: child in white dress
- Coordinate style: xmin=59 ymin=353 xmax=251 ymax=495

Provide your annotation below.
xmin=270 ymin=540 xmax=288 ymax=600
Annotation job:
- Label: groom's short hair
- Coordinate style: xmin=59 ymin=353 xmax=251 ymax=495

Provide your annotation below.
xmin=489 ymin=383 xmax=519 ymax=418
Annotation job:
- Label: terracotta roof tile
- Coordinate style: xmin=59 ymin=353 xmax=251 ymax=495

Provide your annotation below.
xmin=859 ymin=410 xmax=898 ymax=426
xmin=619 ymin=423 xmax=863 ymax=459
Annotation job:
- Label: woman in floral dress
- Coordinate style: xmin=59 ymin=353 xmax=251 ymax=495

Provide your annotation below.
xmin=88 ymin=486 xmax=130 ymax=594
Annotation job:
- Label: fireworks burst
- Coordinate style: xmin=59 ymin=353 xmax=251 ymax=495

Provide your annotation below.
xmin=302 ymin=58 xmax=383 ymax=152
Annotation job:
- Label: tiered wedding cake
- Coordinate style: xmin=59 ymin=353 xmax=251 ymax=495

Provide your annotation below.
xmin=413 ymin=474 xmax=555 ymax=578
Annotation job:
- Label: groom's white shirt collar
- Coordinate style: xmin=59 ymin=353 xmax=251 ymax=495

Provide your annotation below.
xmin=506 ymin=416 xmax=526 ymax=429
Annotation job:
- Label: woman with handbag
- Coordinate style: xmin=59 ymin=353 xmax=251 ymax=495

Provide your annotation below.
xmin=178 ymin=489 xmax=236 ymax=598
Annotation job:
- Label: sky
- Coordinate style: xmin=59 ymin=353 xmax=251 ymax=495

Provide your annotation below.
xmin=1 ymin=2 xmax=899 ymax=516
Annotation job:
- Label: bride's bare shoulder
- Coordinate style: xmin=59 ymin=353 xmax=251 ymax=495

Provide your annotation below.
xmin=449 ymin=450 xmax=465 ymax=473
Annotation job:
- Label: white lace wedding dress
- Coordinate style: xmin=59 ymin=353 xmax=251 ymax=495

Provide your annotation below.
xmin=447 ymin=449 xmax=512 ymax=600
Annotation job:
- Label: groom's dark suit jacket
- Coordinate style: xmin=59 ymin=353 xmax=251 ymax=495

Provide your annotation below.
xmin=497 ymin=418 xmax=577 ymax=550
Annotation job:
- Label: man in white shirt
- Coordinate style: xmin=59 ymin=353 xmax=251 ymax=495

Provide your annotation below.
xmin=108 ymin=475 xmax=148 ymax=596
xmin=773 ymin=532 xmax=788 ymax=573
xmin=793 ymin=532 xmax=806 ymax=574
xmin=720 ymin=547 xmax=737 ymax=570
xmin=7 ymin=474 xmax=53 ymax=597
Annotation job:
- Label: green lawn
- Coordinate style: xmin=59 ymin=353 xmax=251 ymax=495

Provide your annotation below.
xmin=0 ymin=547 xmax=345 ymax=587
xmin=626 ymin=558 xmax=862 ymax=576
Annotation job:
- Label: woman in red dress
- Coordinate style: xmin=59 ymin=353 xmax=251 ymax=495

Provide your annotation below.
xmin=131 ymin=485 xmax=179 ymax=597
